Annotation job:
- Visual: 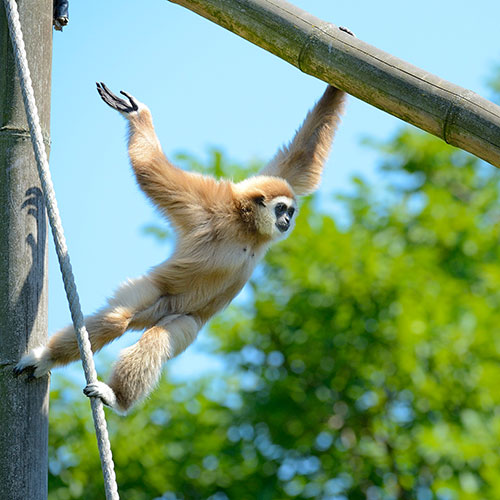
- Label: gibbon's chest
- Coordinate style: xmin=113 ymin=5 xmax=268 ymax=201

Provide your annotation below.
xmin=191 ymin=242 xmax=267 ymax=322
xmin=211 ymin=240 xmax=267 ymax=275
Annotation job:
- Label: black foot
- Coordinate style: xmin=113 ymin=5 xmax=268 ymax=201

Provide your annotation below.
xmin=83 ymin=381 xmax=118 ymax=408
xmin=96 ymin=82 xmax=139 ymax=113
xmin=13 ymin=365 xmax=36 ymax=380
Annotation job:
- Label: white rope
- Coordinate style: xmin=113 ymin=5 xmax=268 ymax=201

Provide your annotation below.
xmin=3 ymin=1 xmax=120 ymax=498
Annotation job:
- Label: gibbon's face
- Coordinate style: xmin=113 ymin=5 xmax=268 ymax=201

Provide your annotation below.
xmin=256 ymin=195 xmax=297 ymax=240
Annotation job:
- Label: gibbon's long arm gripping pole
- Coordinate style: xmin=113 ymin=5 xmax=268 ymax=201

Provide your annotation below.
xmin=168 ymin=0 xmax=500 ymax=168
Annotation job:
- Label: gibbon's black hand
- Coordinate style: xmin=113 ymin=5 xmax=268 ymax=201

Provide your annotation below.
xmin=339 ymin=26 xmax=356 ymax=37
xmin=96 ymin=82 xmax=138 ymax=113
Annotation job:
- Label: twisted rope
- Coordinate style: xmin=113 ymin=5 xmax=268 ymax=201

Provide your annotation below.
xmin=3 ymin=1 xmax=119 ymax=498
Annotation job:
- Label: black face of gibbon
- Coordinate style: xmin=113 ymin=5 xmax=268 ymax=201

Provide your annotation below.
xmin=275 ymin=201 xmax=295 ymax=233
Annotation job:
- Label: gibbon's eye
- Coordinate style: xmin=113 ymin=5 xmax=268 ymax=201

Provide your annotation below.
xmin=254 ymin=195 xmax=266 ymax=207
xmin=275 ymin=203 xmax=287 ymax=217
xmin=288 ymin=207 xmax=295 ymax=218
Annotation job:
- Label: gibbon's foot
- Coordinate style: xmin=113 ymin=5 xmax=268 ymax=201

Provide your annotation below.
xmin=84 ymin=381 xmax=119 ymax=410
xmin=96 ymin=82 xmax=139 ymax=114
xmin=13 ymin=346 xmax=52 ymax=379
xmin=13 ymin=365 xmax=37 ymax=381
xmin=339 ymin=26 xmax=356 ymax=37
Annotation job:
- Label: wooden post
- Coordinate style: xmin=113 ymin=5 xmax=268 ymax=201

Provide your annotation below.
xmin=0 ymin=0 xmax=52 ymax=498
xmin=168 ymin=0 xmax=500 ymax=168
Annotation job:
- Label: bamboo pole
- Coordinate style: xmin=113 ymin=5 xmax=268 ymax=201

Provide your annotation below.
xmin=168 ymin=0 xmax=500 ymax=168
xmin=0 ymin=0 xmax=52 ymax=498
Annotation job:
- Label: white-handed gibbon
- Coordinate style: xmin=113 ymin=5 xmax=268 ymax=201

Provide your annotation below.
xmin=14 ymin=82 xmax=346 ymax=413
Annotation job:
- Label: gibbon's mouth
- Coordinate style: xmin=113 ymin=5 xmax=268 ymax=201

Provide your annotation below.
xmin=276 ymin=221 xmax=290 ymax=233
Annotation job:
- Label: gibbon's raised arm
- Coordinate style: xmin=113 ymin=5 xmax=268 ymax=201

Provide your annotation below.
xmin=97 ymin=83 xmax=226 ymax=230
xmin=260 ymin=86 xmax=346 ymax=196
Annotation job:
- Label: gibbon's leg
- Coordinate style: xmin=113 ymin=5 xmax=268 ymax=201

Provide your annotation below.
xmin=84 ymin=314 xmax=201 ymax=413
xmin=14 ymin=275 xmax=161 ymax=378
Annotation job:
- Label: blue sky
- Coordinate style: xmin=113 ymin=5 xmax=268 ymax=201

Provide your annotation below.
xmin=46 ymin=0 xmax=500 ymax=381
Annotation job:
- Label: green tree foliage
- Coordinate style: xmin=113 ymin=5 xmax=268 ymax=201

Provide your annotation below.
xmin=48 ymin=137 xmax=500 ymax=500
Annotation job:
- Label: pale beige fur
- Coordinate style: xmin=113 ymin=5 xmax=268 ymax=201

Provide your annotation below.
xmin=15 ymin=84 xmax=346 ymax=413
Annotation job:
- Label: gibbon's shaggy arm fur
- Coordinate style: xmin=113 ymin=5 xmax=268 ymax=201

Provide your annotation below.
xmin=14 ymin=83 xmax=347 ymax=414
xmin=98 ymin=85 xmax=226 ymax=234
xmin=261 ymin=86 xmax=346 ymax=195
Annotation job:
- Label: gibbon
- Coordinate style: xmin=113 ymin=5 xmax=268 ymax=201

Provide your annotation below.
xmin=14 ymin=82 xmax=346 ymax=413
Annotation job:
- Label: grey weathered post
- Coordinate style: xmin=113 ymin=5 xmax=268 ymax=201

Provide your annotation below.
xmin=0 ymin=0 xmax=52 ymax=498
xmin=168 ymin=0 xmax=500 ymax=168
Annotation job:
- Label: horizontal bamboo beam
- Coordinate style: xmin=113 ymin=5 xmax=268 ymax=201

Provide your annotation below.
xmin=168 ymin=0 xmax=500 ymax=168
